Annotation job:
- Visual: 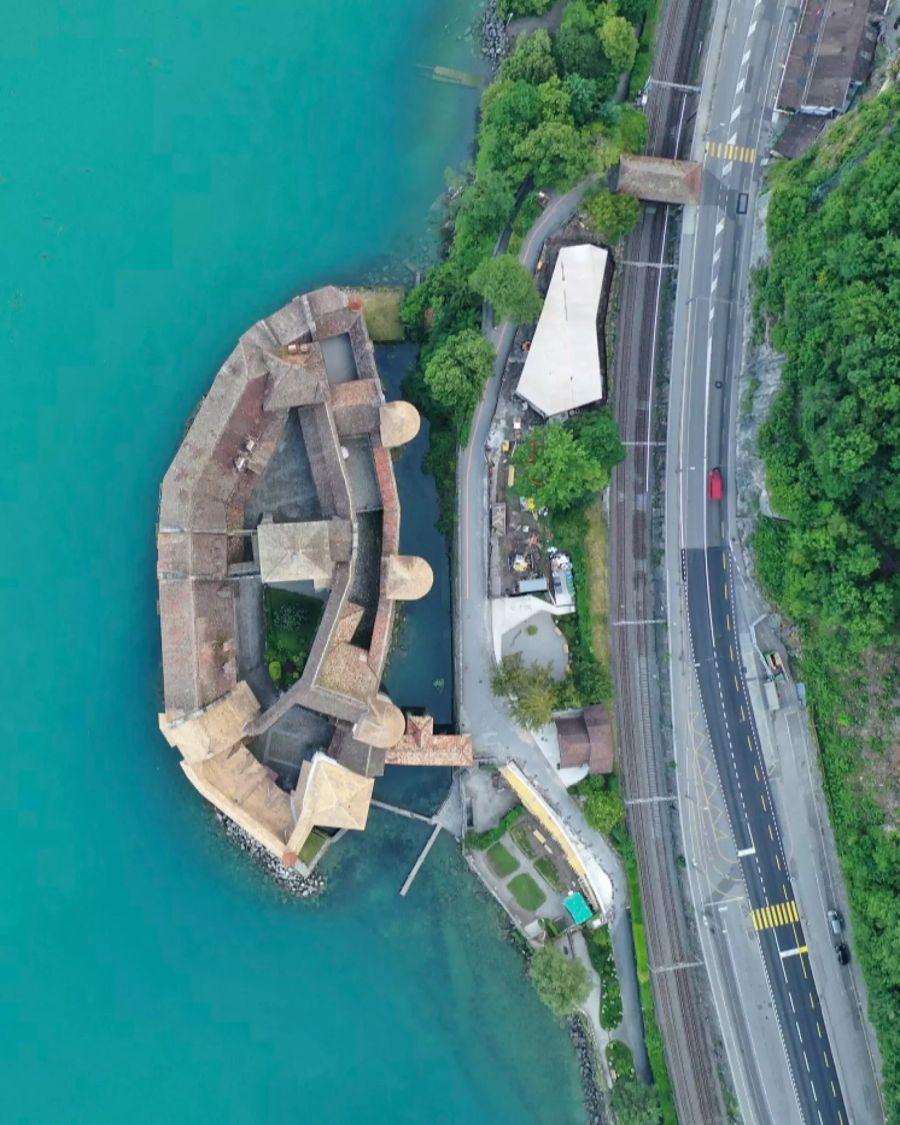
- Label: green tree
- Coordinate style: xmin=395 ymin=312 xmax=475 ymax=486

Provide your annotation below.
xmin=499 ymin=0 xmax=554 ymax=15
xmin=513 ymin=423 xmax=609 ymax=511
xmin=491 ymin=654 xmax=559 ymax=729
xmin=515 ymin=119 xmax=592 ymax=188
xmin=454 ymin=170 xmax=517 ymax=244
xmin=478 ymin=78 xmax=542 ymax=176
xmin=584 ymin=787 xmax=625 ymax=834
xmin=609 ymin=1075 xmax=662 ymax=1125
xmin=555 ymin=0 xmax=607 ymax=80
xmin=530 ymin=945 xmax=592 ymax=1017
xmin=501 ymin=29 xmax=557 ymax=85
xmin=423 ymin=330 xmax=495 ymax=431
xmin=570 ymin=408 xmax=627 ymax=469
xmin=586 ymin=188 xmax=641 ymax=240
xmin=565 ymin=74 xmax=602 ymax=126
xmin=598 ymin=11 xmax=639 ymax=73
xmin=470 ymin=254 xmax=543 ymax=324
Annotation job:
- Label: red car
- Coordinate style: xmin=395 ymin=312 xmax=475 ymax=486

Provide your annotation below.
xmin=708 ymin=467 xmax=724 ymax=501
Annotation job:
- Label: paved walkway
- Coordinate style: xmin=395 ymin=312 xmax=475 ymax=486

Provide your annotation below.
xmin=454 ymin=178 xmax=651 ymax=1082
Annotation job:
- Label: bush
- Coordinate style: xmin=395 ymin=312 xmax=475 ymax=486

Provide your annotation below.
xmin=530 ymin=944 xmax=591 ymax=1016
xmin=585 ymin=188 xmax=641 ymax=241
xmin=267 ymin=659 xmax=282 ymax=684
xmin=584 ymin=787 xmax=625 ymax=835
xmin=584 ymin=924 xmax=623 ymax=1028
xmin=465 ymin=804 xmax=524 ymax=850
xmin=499 ymin=0 xmax=554 ymax=16
xmin=470 ymin=253 xmax=542 ymax=325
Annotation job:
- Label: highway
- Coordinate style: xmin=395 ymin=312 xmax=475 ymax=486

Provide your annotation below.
xmin=664 ymin=0 xmax=871 ymax=1122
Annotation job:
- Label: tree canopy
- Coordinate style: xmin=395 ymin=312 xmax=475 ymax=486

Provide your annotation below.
xmin=609 ymin=1074 xmax=662 ymax=1125
xmin=598 ymin=10 xmax=639 ymax=73
xmin=491 ymin=654 xmax=560 ymax=729
xmin=513 ymin=411 xmax=624 ymax=512
xmin=754 ymin=90 xmax=900 ymax=1117
xmin=470 ymin=253 xmax=543 ymax=324
xmin=586 ymin=188 xmax=642 ymax=240
xmin=423 ymin=330 xmax=495 ymax=433
xmin=529 ymin=944 xmax=592 ymax=1017
xmin=502 ymin=29 xmax=557 ymax=85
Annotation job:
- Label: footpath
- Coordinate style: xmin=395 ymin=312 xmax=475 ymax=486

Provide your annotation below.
xmin=454 ymin=177 xmax=651 ymax=1083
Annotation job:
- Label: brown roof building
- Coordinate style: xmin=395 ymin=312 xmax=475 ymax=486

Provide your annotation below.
xmin=777 ymin=0 xmax=883 ymax=115
xmin=156 ymin=286 xmax=468 ymax=871
xmin=556 ymin=705 xmax=614 ymax=774
xmin=617 ymin=155 xmax=703 ymax=206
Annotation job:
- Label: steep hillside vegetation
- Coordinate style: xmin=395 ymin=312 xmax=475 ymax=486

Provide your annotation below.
xmin=755 ymin=89 xmax=900 ymax=1120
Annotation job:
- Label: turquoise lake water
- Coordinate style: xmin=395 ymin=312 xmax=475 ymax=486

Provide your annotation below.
xmin=0 ymin=2 xmax=586 ymax=1122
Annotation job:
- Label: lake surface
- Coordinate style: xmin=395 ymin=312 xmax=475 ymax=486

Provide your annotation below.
xmin=0 ymin=2 xmax=586 ymax=1122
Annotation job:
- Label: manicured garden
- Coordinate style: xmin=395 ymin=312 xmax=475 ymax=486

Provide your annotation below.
xmin=534 ymin=854 xmax=563 ymax=890
xmin=583 ymin=922 xmax=622 ymax=1029
xmin=487 ymin=841 xmax=520 ymax=877
xmin=508 ymin=872 xmax=546 ymax=912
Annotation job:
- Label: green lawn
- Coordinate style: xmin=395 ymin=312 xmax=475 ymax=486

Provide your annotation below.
xmin=345 ymin=287 xmax=405 ymax=342
xmin=487 ymin=841 xmax=519 ymax=878
xmin=510 ymin=821 xmax=538 ymax=859
xmin=299 ymin=829 xmax=328 ymax=865
xmin=508 ymin=873 xmax=546 ymax=912
xmin=534 ymin=855 xmax=563 ymax=891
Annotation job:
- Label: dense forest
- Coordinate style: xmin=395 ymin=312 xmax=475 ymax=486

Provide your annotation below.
xmin=755 ymin=89 xmax=900 ymax=1120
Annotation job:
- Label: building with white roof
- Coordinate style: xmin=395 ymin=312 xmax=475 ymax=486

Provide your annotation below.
xmin=515 ymin=243 xmax=609 ymax=418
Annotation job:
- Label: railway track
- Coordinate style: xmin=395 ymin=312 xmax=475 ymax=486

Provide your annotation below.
xmin=609 ymin=0 xmax=728 ymax=1121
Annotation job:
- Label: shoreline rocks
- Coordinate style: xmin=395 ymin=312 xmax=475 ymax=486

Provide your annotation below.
xmin=215 ymin=812 xmax=327 ymax=898
xmin=481 ymin=0 xmax=508 ymax=73
xmin=568 ymin=1015 xmax=607 ymax=1125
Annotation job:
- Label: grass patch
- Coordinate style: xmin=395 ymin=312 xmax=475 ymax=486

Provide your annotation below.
xmin=534 ymin=854 xmax=563 ymax=891
xmin=606 ymin=1039 xmax=636 ymax=1081
xmin=584 ymin=499 xmax=611 ymax=674
xmin=583 ymin=923 xmax=623 ymax=1029
xmin=629 ymin=0 xmax=664 ymax=99
xmin=510 ymin=821 xmax=538 ymax=859
xmin=298 ymin=829 xmax=329 ymax=865
xmin=508 ymin=873 xmax=546 ymax=912
xmin=345 ymin=287 xmax=405 ymax=342
xmin=487 ymin=841 xmax=520 ymax=877
xmin=465 ymin=804 xmax=523 ymax=851
xmin=264 ymin=587 xmax=325 ymax=689
xmin=623 ymin=843 xmax=677 ymax=1124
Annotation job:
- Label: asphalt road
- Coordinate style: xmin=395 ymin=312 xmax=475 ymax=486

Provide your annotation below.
xmin=665 ymin=0 xmax=853 ymax=1121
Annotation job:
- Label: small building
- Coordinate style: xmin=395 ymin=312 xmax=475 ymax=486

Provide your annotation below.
xmin=564 ymin=892 xmax=594 ymax=926
xmin=777 ymin=0 xmax=883 ymax=116
xmin=616 ymin=154 xmax=703 ymax=206
xmin=556 ymin=705 xmax=614 ymax=774
xmin=515 ymin=244 xmax=609 ymax=418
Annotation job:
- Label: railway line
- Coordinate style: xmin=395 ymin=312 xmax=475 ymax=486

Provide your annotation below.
xmin=608 ymin=0 xmax=729 ymax=1120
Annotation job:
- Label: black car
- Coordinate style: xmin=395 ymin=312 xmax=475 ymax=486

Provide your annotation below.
xmin=836 ymin=942 xmax=851 ymax=966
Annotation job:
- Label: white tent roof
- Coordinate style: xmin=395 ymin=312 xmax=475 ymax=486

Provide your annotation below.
xmin=516 ymin=244 xmax=608 ymax=418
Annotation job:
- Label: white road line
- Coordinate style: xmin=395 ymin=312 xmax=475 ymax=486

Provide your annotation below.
xmin=742 ymin=49 xmax=751 ymax=65
xmin=789 ymin=992 xmax=796 ymax=1013
xmin=748 ymin=20 xmax=757 ymax=36
xmin=731 ymin=105 xmax=741 ymax=122
xmin=737 ymin=845 xmax=755 ymax=857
